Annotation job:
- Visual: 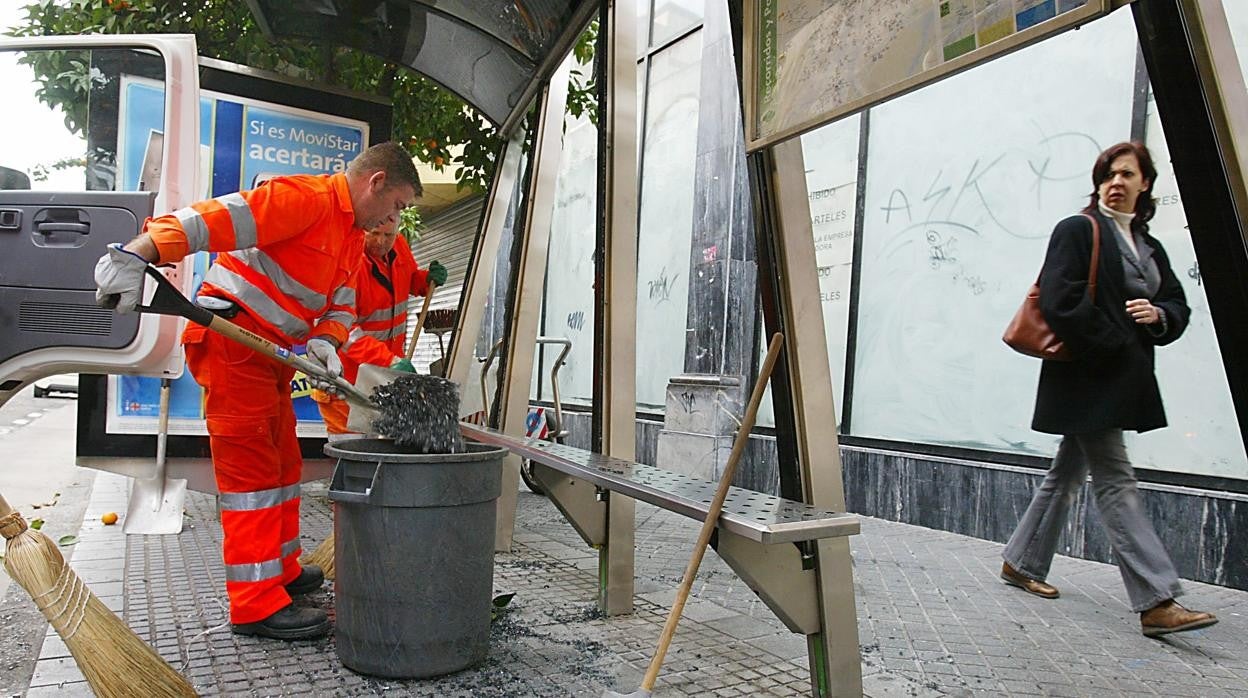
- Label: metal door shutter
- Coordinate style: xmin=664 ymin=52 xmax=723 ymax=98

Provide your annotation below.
xmin=407 ymin=196 xmax=485 ymax=371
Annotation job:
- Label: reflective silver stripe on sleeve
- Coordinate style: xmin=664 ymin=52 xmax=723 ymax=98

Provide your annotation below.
xmin=225 ymin=557 xmax=285 ymax=583
xmin=203 ymin=264 xmax=311 ymax=340
xmin=320 ymin=310 xmax=355 ymax=328
xmin=343 ymin=327 xmax=365 ymax=350
xmin=281 ymin=536 xmax=301 ymax=559
xmin=218 ymin=483 xmax=300 ymax=512
xmin=218 ymin=192 xmax=258 ymax=248
xmin=358 ymin=301 xmax=408 ymax=324
xmin=357 ymin=325 xmax=405 ymax=341
xmin=331 ymin=285 xmax=356 ymax=307
xmin=174 ymin=207 xmax=210 ymax=252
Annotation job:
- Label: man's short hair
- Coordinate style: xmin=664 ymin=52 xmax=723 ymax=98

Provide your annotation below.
xmin=348 ymin=142 xmax=423 ymax=197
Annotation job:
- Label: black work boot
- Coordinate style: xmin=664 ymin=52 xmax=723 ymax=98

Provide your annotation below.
xmin=285 ymin=564 xmax=324 ymax=595
xmin=232 ymin=605 xmax=329 ymax=640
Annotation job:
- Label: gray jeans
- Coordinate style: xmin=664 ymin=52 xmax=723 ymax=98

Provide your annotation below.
xmin=1002 ymin=429 xmax=1182 ymax=612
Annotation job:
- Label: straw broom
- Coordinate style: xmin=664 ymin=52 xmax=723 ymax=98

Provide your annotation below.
xmin=304 ymin=283 xmax=442 ymax=583
xmin=0 ymin=492 xmax=197 ymax=698
xmin=302 ymin=525 xmax=335 ymax=581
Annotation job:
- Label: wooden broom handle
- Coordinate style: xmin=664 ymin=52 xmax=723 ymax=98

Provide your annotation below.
xmin=0 ymin=492 xmax=13 ymax=518
xmin=405 ymin=280 xmax=438 ymax=361
xmin=640 ymin=333 xmax=785 ymax=691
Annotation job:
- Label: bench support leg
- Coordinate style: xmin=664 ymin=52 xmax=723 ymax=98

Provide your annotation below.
xmin=715 ymin=531 xmax=861 ymax=697
xmin=808 ymin=537 xmax=862 ymax=698
xmin=714 ymin=530 xmax=820 ymax=633
xmin=599 ymin=491 xmax=635 ymax=616
xmin=532 ymin=466 xmax=634 ymax=615
xmin=532 ymin=465 xmax=606 ymax=546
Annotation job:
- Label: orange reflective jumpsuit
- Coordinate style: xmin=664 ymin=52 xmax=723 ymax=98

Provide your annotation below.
xmin=313 ymin=239 xmax=431 ymax=434
xmin=146 ymin=173 xmax=362 ymax=624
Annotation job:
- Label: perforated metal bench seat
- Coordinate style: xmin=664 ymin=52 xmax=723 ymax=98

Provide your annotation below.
xmin=462 ymin=424 xmax=859 ymax=545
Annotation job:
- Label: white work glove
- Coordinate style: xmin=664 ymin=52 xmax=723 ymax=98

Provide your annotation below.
xmin=304 ymin=337 xmax=344 ymax=393
xmin=94 ymin=243 xmax=150 ymax=312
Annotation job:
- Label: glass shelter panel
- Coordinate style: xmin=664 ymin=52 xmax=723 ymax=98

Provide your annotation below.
xmin=636 ymin=30 xmax=703 ymax=409
xmin=536 ymin=111 xmax=598 ymax=407
xmin=1224 ymin=2 xmax=1248 ymax=87
xmin=845 ymin=8 xmax=1247 ymax=480
xmin=651 ymin=0 xmax=704 ymax=48
xmin=756 ymin=112 xmax=862 ymax=430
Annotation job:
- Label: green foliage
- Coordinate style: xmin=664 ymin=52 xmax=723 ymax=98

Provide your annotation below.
xmin=398 ymin=206 xmax=422 ymax=243
xmin=31 ymin=157 xmax=89 ymax=182
xmin=7 ymin=1 xmax=600 ymax=193
xmin=567 ymin=20 xmax=599 ymax=126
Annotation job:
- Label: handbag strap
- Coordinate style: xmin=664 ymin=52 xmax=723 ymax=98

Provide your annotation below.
xmin=1080 ymin=213 xmax=1101 ymax=301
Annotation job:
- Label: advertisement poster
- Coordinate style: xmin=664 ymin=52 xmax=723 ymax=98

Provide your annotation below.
xmin=106 ymin=76 xmax=368 ymax=436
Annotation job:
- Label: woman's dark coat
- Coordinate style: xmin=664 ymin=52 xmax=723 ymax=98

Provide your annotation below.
xmin=1032 ymin=208 xmax=1190 ymax=435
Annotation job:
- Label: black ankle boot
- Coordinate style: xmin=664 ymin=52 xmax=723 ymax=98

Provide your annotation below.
xmin=285 ymin=564 xmax=324 ymax=595
xmin=232 ymin=605 xmax=329 ymax=640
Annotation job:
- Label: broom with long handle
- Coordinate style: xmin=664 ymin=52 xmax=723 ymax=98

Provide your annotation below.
xmin=303 ymin=280 xmax=440 ymax=579
xmin=0 ymin=492 xmax=197 ymax=697
xmin=604 ymin=333 xmax=784 ymax=698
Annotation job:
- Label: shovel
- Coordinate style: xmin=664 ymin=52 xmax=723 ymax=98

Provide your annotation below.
xmin=123 ymin=377 xmax=187 ymax=535
xmin=116 ymin=266 xmax=372 ymax=409
xmin=345 ymin=280 xmax=438 ymax=434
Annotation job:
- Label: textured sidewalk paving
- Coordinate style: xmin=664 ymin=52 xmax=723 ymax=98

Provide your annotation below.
xmin=19 ymin=467 xmax=1248 ymax=697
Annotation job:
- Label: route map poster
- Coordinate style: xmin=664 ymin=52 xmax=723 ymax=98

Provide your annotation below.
xmin=749 ymin=0 xmax=1106 ymax=150
xmin=106 ymin=76 xmax=368 ymax=436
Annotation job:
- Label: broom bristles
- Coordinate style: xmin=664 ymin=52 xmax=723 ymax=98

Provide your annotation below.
xmin=1 ymin=511 xmax=197 ymax=697
xmin=300 ymin=532 xmax=335 ymax=580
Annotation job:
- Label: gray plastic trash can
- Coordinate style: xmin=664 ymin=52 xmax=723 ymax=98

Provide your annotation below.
xmin=326 ymin=438 xmax=507 ymax=678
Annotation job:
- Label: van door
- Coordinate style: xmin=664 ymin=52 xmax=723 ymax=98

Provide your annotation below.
xmin=0 ymin=34 xmax=200 ymax=407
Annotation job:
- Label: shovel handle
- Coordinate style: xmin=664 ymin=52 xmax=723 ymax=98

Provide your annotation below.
xmin=405 ymin=280 xmax=438 ymax=361
xmin=204 ymin=316 xmax=370 ymax=406
xmin=126 ymin=266 xmax=371 ymax=407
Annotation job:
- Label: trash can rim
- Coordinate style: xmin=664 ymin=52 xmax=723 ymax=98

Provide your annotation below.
xmin=324 ymin=438 xmax=509 ymax=463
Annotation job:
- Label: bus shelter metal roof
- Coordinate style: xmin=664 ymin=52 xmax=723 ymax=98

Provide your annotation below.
xmin=245 ymin=0 xmax=598 ymax=136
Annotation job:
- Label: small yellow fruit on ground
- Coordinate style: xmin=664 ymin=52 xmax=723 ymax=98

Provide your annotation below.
xmin=101 ymin=512 xmax=118 ymax=525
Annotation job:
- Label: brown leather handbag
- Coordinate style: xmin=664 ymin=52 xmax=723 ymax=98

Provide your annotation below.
xmin=1003 ymin=213 xmax=1101 ymax=361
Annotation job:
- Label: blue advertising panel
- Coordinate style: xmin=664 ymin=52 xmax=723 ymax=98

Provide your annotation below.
xmin=107 ymin=76 xmax=368 ymax=436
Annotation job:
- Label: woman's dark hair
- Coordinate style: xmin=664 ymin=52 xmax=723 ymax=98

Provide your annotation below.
xmin=1085 ymin=141 xmax=1158 ymax=231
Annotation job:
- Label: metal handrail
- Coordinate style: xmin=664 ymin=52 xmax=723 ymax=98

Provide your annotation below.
xmin=479 ymin=336 xmax=572 ymax=439
xmin=480 ymin=339 xmax=503 ymax=423
xmin=535 ymin=336 xmax=572 ymax=440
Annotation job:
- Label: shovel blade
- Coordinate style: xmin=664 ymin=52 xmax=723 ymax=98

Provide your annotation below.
xmin=123 ymin=476 xmax=188 ymax=535
xmin=344 ymin=363 xmax=407 ymax=434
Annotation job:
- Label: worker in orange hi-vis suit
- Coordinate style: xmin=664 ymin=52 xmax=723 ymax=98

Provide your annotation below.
xmin=311 ymin=216 xmax=448 ymax=439
xmin=92 ymin=142 xmax=422 ymax=641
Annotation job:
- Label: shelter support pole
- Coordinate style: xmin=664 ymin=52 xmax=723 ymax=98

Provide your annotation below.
xmin=489 ymin=61 xmax=571 ymax=552
xmin=593 ymin=0 xmax=640 ymax=616
xmin=1133 ymin=0 xmax=1248 ymax=457
xmin=753 ymin=139 xmax=862 ymax=696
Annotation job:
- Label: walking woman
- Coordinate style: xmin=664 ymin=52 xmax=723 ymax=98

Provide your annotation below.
xmin=1000 ymin=141 xmax=1217 ymax=638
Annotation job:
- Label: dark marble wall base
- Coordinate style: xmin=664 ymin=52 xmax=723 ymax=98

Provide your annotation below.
xmin=839 ymin=446 xmax=1248 ymax=592
xmin=553 ymin=411 xmax=1247 ymax=592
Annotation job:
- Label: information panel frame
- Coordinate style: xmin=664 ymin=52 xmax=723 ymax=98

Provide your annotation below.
xmin=743 ymin=0 xmax=1110 ymax=152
